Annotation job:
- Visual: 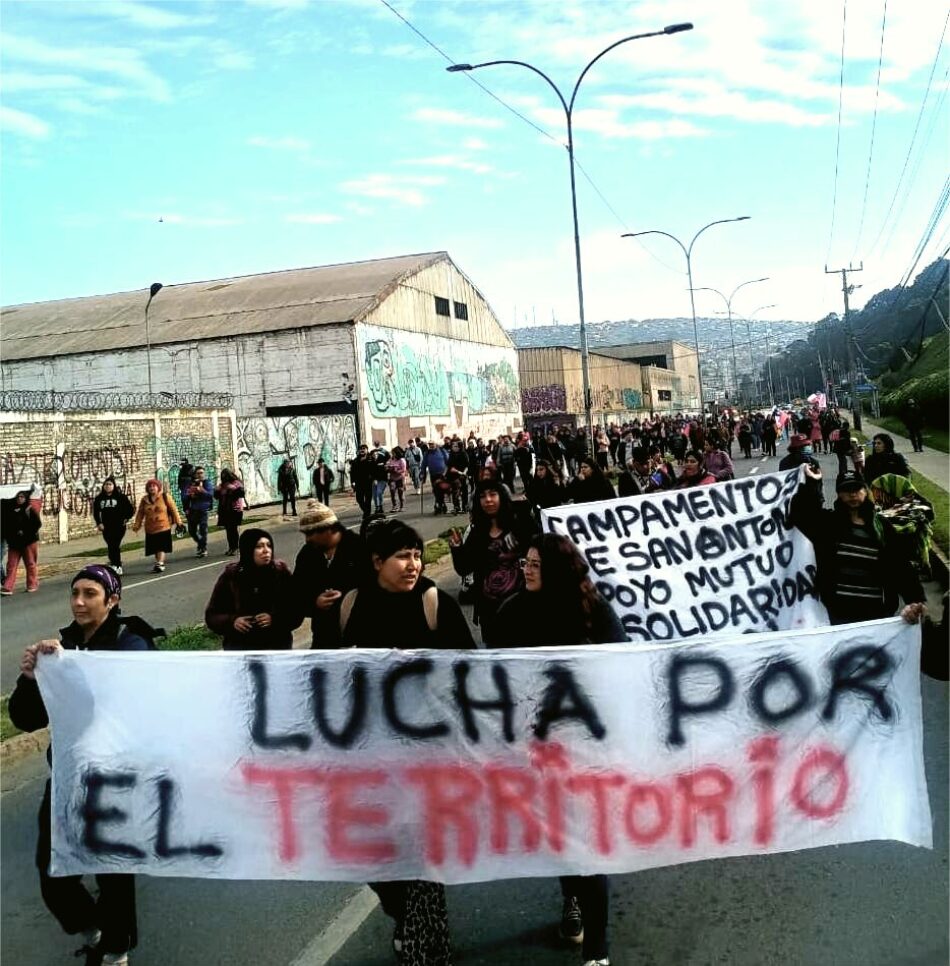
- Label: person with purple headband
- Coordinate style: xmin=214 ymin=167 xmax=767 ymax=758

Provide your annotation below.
xmin=8 ymin=564 xmax=162 ymax=966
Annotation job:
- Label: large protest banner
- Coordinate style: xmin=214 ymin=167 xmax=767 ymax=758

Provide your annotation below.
xmin=38 ymin=619 xmax=930 ymax=883
xmin=541 ymin=468 xmax=829 ymax=642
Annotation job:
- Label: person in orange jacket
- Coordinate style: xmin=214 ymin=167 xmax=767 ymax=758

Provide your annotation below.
xmin=131 ymin=478 xmax=182 ymax=573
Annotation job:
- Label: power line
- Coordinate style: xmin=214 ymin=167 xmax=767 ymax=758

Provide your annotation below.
xmin=866 ymin=7 xmax=949 ymax=259
xmin=826 ymin=0 xmax=849 ymax=264
xmin=375 ymin=0 xmax=684 ymax=276
xmin=851 ymin=0 xmax=888 ymax=262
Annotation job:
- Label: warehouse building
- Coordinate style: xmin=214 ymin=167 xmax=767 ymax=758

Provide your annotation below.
xmin=596 ymin=339 xmax=700 ymax=411
xmin=0 ymin=252 xmax=522 ymax=504
xmin=517 ymin=346 xmax=644 ymax=433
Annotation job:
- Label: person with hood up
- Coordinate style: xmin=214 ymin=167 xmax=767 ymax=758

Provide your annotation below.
xmin=92 ymin=477 xmax=134 ymax=575
xmin=1 ymin=488 xmax=43 ymax=594
xmin=131 ymin=479 xmax=182 ymax=573
xmin=205 ymin=528 xmax=301 ymax=649
xmin=863 ymin=432 xmax=911 ymax=484
xmin=9 ymin=564 xmax=162 ymax=965
xmin=214 ymin=468 xmax=245 ymax=555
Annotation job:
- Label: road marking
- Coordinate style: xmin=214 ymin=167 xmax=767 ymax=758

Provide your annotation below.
xmin=290 ymin=886 xmax=379 ymax=965
xmin=122 ymin=560 xmax=225 ymax=590
xmin=748 ymin=466 xmax=759 ymax=475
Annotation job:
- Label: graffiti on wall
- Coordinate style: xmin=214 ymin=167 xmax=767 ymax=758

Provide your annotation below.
xmin=0 ymin=444 xmax=142 ymax=521
xmin=622 ymin=388 xmax=643 ymax=410
xmin=521 ymin=384 xmax=568 ymax=415
xmin=360 ymin=324 xmax=519 ymax=419
xmin=236 ymin=413 xmax=357 ymax=505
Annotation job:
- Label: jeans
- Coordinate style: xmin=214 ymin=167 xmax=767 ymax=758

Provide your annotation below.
xmin=373 ymin=480 xmax=387 ymax=512
xmin=281 ymin=491 xmax=297 ymax=515
xmin=3 ymin=542 xmax=38 ymax=592
xmin=187 ymin=511 xmax=208 ymax=552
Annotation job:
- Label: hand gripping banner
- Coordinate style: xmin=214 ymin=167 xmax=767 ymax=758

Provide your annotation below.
xmin=38 ymin=619 xmax=930 ymax=884
xmin=541 ymin=468 xmax=829 ymax=643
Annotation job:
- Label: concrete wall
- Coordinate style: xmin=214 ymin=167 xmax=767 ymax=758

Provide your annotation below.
xmin=0 ymin=409 xmax=235 ymax=543
xmin=597 ymin=339 xmax=700 ymax=410
xmin=518 ymin=347 xmax=644 ymax=427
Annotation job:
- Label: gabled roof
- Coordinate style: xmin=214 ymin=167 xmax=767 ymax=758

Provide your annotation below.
xmin=0 ymin=251 xmax=450 ymax=362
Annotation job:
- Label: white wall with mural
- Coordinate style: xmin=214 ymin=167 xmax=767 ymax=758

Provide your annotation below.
xmin=236 ymin=413 xmax=358 ymax=506
xmin=357 ymin=323 xmax=521 ymax=444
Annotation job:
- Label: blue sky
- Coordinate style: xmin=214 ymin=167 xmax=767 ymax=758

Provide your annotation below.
xmin=1 ymin=0 xmax=947 ymax=330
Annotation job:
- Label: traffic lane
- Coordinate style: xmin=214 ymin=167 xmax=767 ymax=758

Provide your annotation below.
xmin=0 ymin=751 xmax=364 ymax=966
xmin=331 ymin=672 xmax=949 ymax=966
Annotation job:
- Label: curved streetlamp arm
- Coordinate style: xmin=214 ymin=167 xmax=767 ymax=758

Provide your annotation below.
xmin=460 ymin=59 xmax=569 ymax=115
xmin=694 ymin=286 xmax=729 ymax=311
xmin=728 ymin=276 xmax=769 ymax=304
xmin=621 ymin=229 xmax=688 ymax=260
xmin=687 ymin=217 xmax=750 ymax=258
xmin=570 ymin=29 xmax=669 ymax=111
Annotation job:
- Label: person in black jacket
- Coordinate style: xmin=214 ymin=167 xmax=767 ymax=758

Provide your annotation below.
xmin=496 ymin=534 xmax=624 ymax=965
xmin=525 ymin=459 xmax=565 ymax=511
xmin=92 ymin=477 xmax=134 ymax=574
xmin=8 ymin=564 xmax=160 ymax=966
xmin=790 ymin=466 xmax=926 ymax=626
xmin=567 ymin=456 xmax=616 ymax=505
xmin=204 ymin=528 xmax=301 ymax=649
xmin=339 ymin=519 xmax=474 ymax=966
xmin=292 ymin=501 xmax=367 ymax=647
xmin=863 ymin=433 xmax=911 ymax=484
xmin=1 ymin=488 xmax=42 ymax=595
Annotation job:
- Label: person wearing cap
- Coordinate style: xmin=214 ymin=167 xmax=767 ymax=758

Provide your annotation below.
xmin=791 ymin=465 xmax=926 ymax=626
xmin=778 ymin=433 xmax=814 ymax=471
xmin=205 ymin=528 xmax=300 ymax=649
xmin=292 ymin=500 xmax=367 ymax=647
xmin=8 ymin=564 xmax=162 ymax=966
xmin=1 ymin=488 xmax=42 ymax=595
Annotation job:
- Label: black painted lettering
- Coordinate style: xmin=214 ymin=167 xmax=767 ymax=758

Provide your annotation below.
xmin=383 ymin=658 xmax=450 ymax=739
xmin=249 ymin=660 xmax=311 ymax=751
xmin=585 ymin=545 xmax=616 ymax=577
xmin=749 ymin=658 xmax=813 ymax=723
xmin=154 ymin=777 xmax=223 ymax=858
xmin=534 ymin=665 xmax=606 ymax=740
xmin=81 ymin=770 xmax=145 ymax=858
xmin=822 ymin=646 xmax=894 ymax=723
xmin=310 ymin=665 xmax=368 ymax=749
xmin=666 ymin=654 xmax=735 ymax=746
xmin=453 ymin=662 xmax=515 ymax=743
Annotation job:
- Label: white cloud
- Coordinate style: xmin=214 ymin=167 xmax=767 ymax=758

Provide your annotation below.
xmin=399 ymin=154 xmax=494 ymax=175
xmin=341 ymin=173 xmax=447 ymax=207
xmin=247 ymin=135 xmax=310 ymax=151
xmin=410 ymin=107 xmax=505 ymax=129
xmin=534 ymin=105 xmax=707 ymax=140
xmin=86 ymin=1 xmax=215 ymax=30
xmin=285 ymin=213 xmax=342 ymax=224
xmin=2 ymin=33 xmax=171 ymax=102
xmin=463 ymin=136 xmax=489 ymax=150
xmin=0 ymin=105 xmax=51 ymax=139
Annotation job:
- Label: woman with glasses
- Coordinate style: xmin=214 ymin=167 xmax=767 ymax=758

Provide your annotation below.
xmin=496 ymin=534 xmax=625 ymax=966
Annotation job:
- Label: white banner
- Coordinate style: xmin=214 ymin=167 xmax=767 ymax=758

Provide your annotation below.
xmin=39 ymin=619 xmax=930 ymax=883
xmin=542 ymin=468 xmax=829 ymax=643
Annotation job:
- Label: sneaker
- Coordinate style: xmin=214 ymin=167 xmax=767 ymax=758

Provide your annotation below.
xmin=102 ymin=954 xmax=129 ymax=965
xmin=582 ymin=960 xmax=609 ymax=965
xmin=114 ymin=566 xmax=123 ymax=576
xmin=26 ymin=587 xmax=38 ymax=593
xmin=152 ymin=563 xmax=165 ymax=574
xmin=560 ymin=895 xmax=583 ymax=944
xmin=198 ymin=549 xmax=208 ymax=558
xmin=0 ymin=589 xmax=11 ymax=596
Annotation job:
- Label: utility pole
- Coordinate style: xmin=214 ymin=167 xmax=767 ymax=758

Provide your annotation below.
xmin=825 ymin=263 xmax=863 ymax=430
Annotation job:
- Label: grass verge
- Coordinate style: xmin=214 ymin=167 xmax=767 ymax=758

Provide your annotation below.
xmin=66 ymin=516 xmax=268 ymax=559
xmin=423 ymin=538 xmax=451 ymax=566
xmin=910 ymin=471 xmax=949 ymax=557
xmin=159 ymin=623 xmax=222 ymax=651
xmin=1 ymin=695 xmax=21 ymax=743
xmin=874 ymin=416 xmax=948 ymax=454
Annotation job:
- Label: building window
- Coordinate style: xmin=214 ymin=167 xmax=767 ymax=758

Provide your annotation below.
xmin=453 ymin=300 xmax=469 ymax=321
xmin=658 ymin=389 xmax=673 ymax=401
xmin=434 ymin=296 xmax=450 ymax=317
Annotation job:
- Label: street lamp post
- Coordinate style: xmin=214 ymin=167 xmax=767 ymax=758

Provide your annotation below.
xmin=694 ymin=277 xmax=769 ymax=407
xmin=144 ymin=281 xmax=164 ymax=397
xmin=448 ymin=22 xmax=693 ymax=432
xmin=622 ymin=217 xmax=751 ymax=414
xmin=744 ymin=303 xmax=776 ymax=406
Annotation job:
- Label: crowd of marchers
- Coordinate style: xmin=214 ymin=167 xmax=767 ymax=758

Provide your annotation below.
xmin=4 ymin=396 xmax=946 ymax=966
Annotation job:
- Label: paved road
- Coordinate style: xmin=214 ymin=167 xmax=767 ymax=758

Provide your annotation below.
xmin=2 ymin=452 xmax=947 ymax=966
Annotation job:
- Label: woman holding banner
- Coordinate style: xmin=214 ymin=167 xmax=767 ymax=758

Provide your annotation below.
xmin=340 ymin=519 xmax=475 ymax=966
xmin=8 ymin=565 xmax=162 ymax=966
xmin=496 ymin=534 xmax=625 ymax=966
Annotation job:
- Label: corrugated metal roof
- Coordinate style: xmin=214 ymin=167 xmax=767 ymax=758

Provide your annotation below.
xmin=0 ymin=251 xmax=449 ymax=361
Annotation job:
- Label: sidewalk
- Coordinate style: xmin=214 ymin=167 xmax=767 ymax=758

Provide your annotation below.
xmin=861 ymin=419 xmax=948 ymax=491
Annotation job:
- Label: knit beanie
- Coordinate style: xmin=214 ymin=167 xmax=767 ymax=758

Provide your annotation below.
xmin=299 ymin=500 xmax=338 ymax=533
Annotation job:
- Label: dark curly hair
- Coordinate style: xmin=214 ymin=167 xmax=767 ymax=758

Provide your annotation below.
xmin=530 ymin=533 xmax=604 ymax=637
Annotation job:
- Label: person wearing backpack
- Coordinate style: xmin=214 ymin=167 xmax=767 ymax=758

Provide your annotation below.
xmin=339 ymin=519 xmax=474 ymax=966
xmin=131 ymin=479 xmax=182 ymax=574
xmin=8 ymin=564 xmax=163 ymax=966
